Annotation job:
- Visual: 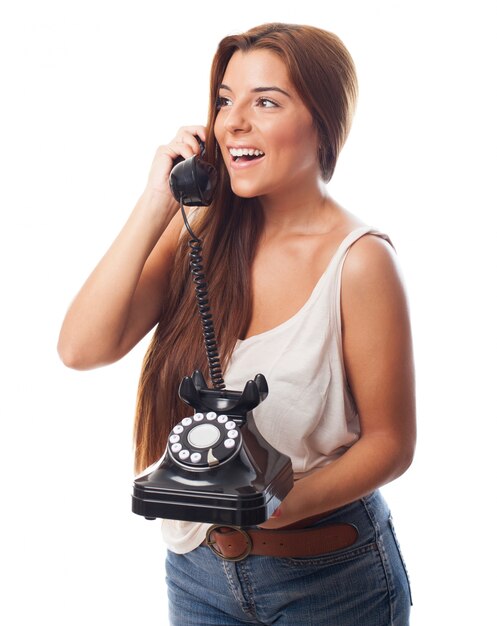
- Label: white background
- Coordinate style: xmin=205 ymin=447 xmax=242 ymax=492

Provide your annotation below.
xmin=1 ymin=1 xmax=495 ymax=624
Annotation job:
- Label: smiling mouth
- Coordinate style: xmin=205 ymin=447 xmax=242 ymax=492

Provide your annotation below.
xmin=229 ymin=148 xmax=265 ymax=163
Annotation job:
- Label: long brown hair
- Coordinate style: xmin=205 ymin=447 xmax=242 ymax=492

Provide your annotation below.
xmin=133 ymin=23 xmax=358 ymax=473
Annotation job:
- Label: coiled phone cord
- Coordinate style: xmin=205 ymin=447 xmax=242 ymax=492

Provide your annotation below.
xmin=180 ymin=198 xmax=226 ymax=391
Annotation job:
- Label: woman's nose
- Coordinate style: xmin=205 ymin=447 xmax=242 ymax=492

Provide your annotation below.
xmin=223 ymin=103 xmax=252 ymax=133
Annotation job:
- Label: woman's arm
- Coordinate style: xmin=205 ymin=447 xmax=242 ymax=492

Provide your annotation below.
xmin=57 ymin=127 xmax=206 ymax=370
xmin=259 ymin=234 xmax=416 ymax=528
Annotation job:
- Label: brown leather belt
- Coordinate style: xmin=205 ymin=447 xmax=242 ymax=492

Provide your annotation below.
xmin=202 ymin=522 xmax=358 ymax=562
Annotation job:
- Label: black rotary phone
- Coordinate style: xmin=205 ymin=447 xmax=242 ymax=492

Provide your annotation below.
xmin=131 ymin=139 xmax=293 ymax=526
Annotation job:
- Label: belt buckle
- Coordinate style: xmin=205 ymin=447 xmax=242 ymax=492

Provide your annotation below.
xmin=205 ymin=524 xmax=253 ymax=562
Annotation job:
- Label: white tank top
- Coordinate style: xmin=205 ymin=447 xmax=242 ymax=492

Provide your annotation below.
xmin=161 ymin=226 xmax=391 ymax=553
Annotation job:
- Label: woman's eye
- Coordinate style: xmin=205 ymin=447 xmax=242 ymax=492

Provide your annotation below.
xmin=257 ymin=97 xmax=278 ymax=108
xmin=216 ymin=95 xmax=279 ymax=110
xmin=216 ymin=96 xmax=232 ymax=109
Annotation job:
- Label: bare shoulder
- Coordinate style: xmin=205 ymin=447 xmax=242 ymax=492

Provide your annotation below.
xmin=325 ymin=200 xmax=399 ymax=283
xmin=340 ymin=232 xmax=411 ymax=344
xmin=342 ymin=233 xmax=405 ymax=295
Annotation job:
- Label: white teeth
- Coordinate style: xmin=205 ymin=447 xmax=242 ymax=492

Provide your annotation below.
xmin=229 ymin=147 xmax=265 ymax=157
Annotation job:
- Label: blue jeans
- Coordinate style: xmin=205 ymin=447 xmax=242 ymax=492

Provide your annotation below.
xmin=166 ymin=490 xmax=413 ymax=625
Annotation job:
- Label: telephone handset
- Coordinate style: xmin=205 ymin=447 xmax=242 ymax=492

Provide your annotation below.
xmin=168 ymin=138 xmax=217 ymax=207
xmin=131 ymin=137 xmax=293 ymax=526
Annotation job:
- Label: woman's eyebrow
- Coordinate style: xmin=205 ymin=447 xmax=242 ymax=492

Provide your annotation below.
xmin=219 ymin=83 xmax=292 ymax=98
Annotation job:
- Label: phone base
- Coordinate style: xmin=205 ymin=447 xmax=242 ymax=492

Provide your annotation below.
xmin=132 ymin=460 xmax=293 ymax=526
xmin=132 ymin=416 xmax=293 ymax=526
xmin=132 ymin=372 xmax=294 ymax=526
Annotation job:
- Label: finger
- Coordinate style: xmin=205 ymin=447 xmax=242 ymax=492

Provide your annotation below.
xmin=177 ymin=125 xmax=207 ymax=143
xmin=173 ymin=136 xmax=201 ymax=157
xmin=173 ymin=134 xmax=204 ymax=158
xmin=257 ymin=517 xmax=284 ymax=530
xmin=256 ymin=507 xmax=284 ymax=529
xmin=160 ymin=142 xmax=195 ymax=164
xmin=174 ymin=127 xmax=207 ymax=154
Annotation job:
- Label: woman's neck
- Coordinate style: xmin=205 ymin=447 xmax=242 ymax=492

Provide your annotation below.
xmin=258 ymin=178 xmax=338 ymax=237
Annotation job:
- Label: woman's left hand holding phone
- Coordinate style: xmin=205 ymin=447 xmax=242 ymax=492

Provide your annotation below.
xmin=145 ymin=125 xmax=207 ymax=197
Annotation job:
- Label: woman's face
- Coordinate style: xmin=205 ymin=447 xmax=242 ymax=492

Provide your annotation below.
xmin=214 ymin=49 xmax=320 ymax=200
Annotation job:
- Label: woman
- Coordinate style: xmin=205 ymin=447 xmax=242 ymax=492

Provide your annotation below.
xmin=58 ymin=22 xmax=415 ymax=626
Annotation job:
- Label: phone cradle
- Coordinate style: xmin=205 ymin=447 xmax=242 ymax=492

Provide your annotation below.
xmin=132 ymin=371 xmax=293 ymax=526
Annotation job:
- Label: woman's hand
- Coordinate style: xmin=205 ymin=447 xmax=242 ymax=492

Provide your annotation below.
xmin=257 ymin=479 xmax=314 ymax=529
xmin=145 ymin=125 xmax=207 ymax=197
